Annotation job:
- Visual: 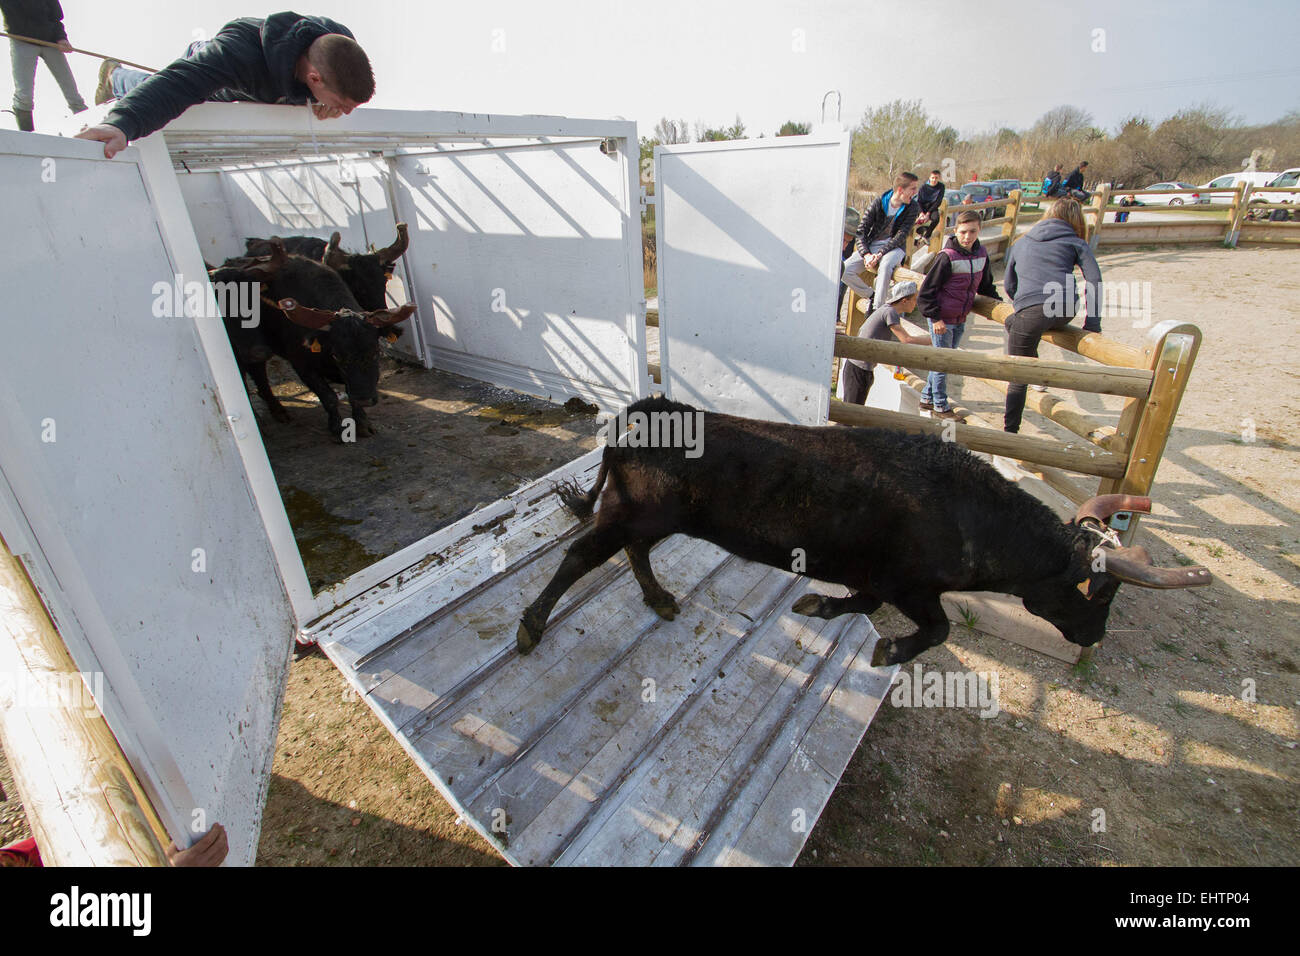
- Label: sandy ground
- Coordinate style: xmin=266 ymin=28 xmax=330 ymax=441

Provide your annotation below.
xmin=2 ymin=244 xmax=1296 ymax=867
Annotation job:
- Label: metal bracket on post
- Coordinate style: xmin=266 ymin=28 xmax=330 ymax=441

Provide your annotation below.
xmin=821 ymin=90 xmax=841 ymax=125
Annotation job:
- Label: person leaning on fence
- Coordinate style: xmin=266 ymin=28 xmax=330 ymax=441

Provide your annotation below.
xmin=2 ymin=0 xmax=88 ymax=131
xmin=838 ymin=279 xmax=929 ymax=406
xmin=1115 ymin=193 xmax=1137 ymax=223
xmin=915 ymin=169 xmax=946 ymax=242
xmin=915 ymin=209 xmax=1001 ymax=420
xmin=75 ymin=12 xmax=373 ymax=158
xmin=1000 ymin=197 xmax=1102 ymax=434
xmin=840 ymin=171 xmax=920 ymax=312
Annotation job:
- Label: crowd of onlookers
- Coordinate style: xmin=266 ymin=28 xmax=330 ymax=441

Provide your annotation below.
xmin=839 ymin=163 xmax=1103 ymax=433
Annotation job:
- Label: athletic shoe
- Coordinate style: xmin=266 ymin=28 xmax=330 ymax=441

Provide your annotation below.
xmin=1030 ymin=384 xmax=1048 ymax=392
xmin=95 ymin=59 xmax=120 ymax=105
xmin=917 ymin=400 xmax=934 ymax=411
xmin=934 ymin=408 xmax=962 ymax=421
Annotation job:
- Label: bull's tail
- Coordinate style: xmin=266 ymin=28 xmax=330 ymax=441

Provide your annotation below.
xmin=555 ymin=455 xmax=610 ymax=520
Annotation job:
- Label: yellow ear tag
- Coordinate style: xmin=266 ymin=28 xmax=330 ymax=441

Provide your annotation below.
xmin=308 ymin=339 xmax=321 ymax=353
xmin=1076 ymin=578 xmax=1092 ymax=598
xmin=385 ymin=332 xmax=398 ymax=343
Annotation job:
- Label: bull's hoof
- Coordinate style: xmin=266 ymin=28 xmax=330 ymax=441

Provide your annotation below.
xmin=870 ymin=638 xmax=896 ymax=668
xmin=516 ymin=613 xmax=545 ymax=655
xmin=645 ymin=592 xmax=679 ymax=621
xmin=792 ymin=593 xmax=827 ymax=618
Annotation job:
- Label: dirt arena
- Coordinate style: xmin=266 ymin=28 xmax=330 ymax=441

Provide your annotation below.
xmin=2 ymin=244 xmax=1296 ymax=866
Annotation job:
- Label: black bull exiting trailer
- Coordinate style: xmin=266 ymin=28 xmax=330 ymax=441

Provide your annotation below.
xmin=517 ymin=397 xmax=1212 ymax=664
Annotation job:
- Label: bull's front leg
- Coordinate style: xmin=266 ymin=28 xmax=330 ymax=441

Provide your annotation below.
xmin=247 ymin=359 xmax=292 ymax=423
xmin=792 ymin=588 xmax=883 ymax=619
xmin=518 ymin=523 xmax=627 ymax=654
xmin=287 ymin=360 xmax=345 ymax=440
xmin=348 ymin=402 xmax=376 ymax=437
xmin=869 ymin=590 xmax=950 ymax=666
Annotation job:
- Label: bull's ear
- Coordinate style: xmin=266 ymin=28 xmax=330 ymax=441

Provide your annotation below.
xmin=242 ymin=240 xmax=287 ymax=281
xmin=277 ymin=297 xmax=337 ymax=331
xmin=365 ymin=303 xmax=417 ymax=328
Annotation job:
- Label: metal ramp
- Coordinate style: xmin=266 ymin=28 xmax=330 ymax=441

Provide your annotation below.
xmin=309 ymin=451 xmax=897 ymax=866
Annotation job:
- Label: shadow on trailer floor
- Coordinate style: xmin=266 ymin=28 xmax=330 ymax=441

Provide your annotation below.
xmin=250 ymin=355 xmax=604 ymax=591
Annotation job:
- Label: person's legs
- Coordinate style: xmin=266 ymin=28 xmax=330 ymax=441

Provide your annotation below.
xmin=842 ymin=363 xmax=872 ymax=405
xmin=840 ymin=250 xmax=872 ymax=298
xmin=10 ymin=39 xmax=39 ymax=128
xmin=1003 ymin=305 xmax=1048 ymax=432
xmin=37 ymin=47 xmax=87 ymax=113
xmin=924 ymin=321 xmax=957 ymax=411
xmin=873 ymin=246 xmax=906 ymax=306
xmin=110 ymin=65 xmax=153 ymax=99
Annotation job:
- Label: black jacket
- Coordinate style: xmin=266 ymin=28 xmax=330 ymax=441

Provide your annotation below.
xmin=0 ymin=0 xmax=68 ymax=42
xmin=917 ymin=180 xmax=945 ymax=215
xmin=1065 ymin=167 xmax=1086 ymax=191
xmin=105 ymin=11 xmax=354 ymax=142
xmin=855 ymin=190 xmax=920 ymax=255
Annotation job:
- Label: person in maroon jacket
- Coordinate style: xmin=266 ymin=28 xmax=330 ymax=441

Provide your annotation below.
xmin=915 ymin=210 xmax=1000 ymax=419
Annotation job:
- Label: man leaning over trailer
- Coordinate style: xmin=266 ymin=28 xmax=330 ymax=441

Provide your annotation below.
xmin=75 ymin=11 xmax=374 ymax=158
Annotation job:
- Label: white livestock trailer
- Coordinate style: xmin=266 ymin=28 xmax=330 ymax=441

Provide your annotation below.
xmin=0 ymin=105 xmax=901 ymax=865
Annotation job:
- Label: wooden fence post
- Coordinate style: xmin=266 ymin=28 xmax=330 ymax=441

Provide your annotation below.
xmin=1001 ymin=188 xmax=1022 ymax=254
xmin=1226 ymin=183 xmax=1252 ymax=247
xmin=930 ymin=200 xmax=948 ymax=254
xmin=1087 ymin=184 xmax=1110 ymax=250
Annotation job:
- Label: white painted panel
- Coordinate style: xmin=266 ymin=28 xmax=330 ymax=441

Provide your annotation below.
xmin=176 ymin=169 xmax=238 ymax=265
xmin=656 ymin=133 xmax=851 ymax=424
xmin=391 ymin=140 xmax=646 ymax=410
xmin=0 ymin=131 xmax=297 ymax=865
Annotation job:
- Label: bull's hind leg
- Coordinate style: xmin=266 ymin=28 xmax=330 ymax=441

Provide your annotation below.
xmin=517 ymin=523 xmax=627 ymax=654
xmin=869 ymin=590 xmax=950 ymax=666
xmin=247 ymin=360 xmax=292 ymax=423
xmin=626 ymin=537 xmax=679 ymax=621
xmin=792 ymin=589 xmax=883 ymax=620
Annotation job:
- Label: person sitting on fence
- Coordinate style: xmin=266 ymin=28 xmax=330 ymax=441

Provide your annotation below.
xmin=2 ymin=0 xmax=89 ymax=130
xmin=838 ymin=279 xmax=929 ymax=406
xmin=1115 ymin=193 xmax=1137 ymax=223
xmin=915 ymin=210 xmax=1001 ymax=421
xmin=1043 ymin=164 xmax=1065 ymax=197
xmin=915 ymin=169 xmax=946 ymax=242
xmin=1000 ymin=197 xmax=1102 ymax=434
xmin=75 ymin=12 xmax=373 ymax=158
xmin=1064 ymin=161 xmax=1090 ymax=200
xmin=840 ymin=171 xmax=920 ymax=313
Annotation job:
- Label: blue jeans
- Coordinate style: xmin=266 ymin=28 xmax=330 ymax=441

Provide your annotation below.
xmin=920 ymin=319 xmax=965 ymax=411
xmin=111 ymin=40 xmax=209 ymax=98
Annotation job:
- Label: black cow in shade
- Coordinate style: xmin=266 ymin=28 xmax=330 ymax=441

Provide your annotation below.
xmin=244 ymin=223 xmax=409 ymax=311
xmin=213 ymin=240 xmax=416 ymax=441
xmin=516 ymin=396 xmax=1212 ymax=664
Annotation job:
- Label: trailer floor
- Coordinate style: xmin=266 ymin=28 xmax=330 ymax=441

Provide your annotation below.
xmin=311 ymin=454 xmax=897 ymax=865
xmin=250 ymin=356 xmax=604 ymax=590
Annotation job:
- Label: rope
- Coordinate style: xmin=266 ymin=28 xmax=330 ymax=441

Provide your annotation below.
xmin=0 ymin=31 xmax=158 ymax=72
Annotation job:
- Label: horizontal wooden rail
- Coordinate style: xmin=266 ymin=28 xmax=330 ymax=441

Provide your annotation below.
xmin=1107 ymin=187 xmax=1212 ymax=197
xmin=828 ymin=399 xmax=1126 ymax=478
xmin=833 ymin=334 xmax=1152 ymax=397
xmin=1102 ymin=203 xmax=1227 ymax=214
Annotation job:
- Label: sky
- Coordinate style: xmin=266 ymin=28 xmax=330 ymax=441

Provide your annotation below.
xmin=5 ymin=0 xmax=1296 ymax=138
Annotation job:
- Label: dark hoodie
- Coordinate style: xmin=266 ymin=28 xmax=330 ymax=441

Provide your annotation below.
xmin=105 ymin=12 xmax=354 ymax=142
xmin=0 ymin=0 xmax=69 ymax=43
xmin=1003 ymin=218 xmax=1103 ymax=330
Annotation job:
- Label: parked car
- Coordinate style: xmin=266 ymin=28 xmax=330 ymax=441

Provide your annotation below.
xmin=990 ymin=178 xmax=1023 ymax=195
xmin=963 ymin=182 xmax=1012 ymax=219
xmin=1139 ymin=182 xmax=1207 ymax=205
xmin=1200 ymin=171 xmax=1277 ymax=203
xmin=1254 ymin=168 xmax=1300 ymax=206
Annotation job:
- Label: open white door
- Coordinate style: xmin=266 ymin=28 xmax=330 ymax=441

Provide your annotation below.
xmin=0 ymin=131 xmax=298 ymax=865
xmin=655 ymin=131 xmax=851 ymax=424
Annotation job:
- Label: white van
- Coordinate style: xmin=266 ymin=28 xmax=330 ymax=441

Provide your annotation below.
xmin=1200 ymin=171 xmax=1277 ymax=203
xmin=1254 ymin=168 xmax=1300 ymax=205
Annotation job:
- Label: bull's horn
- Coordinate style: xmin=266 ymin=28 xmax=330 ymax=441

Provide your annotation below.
xmin=1074 ymin=494 xmax=1151 ymax=525
xmin=324 ymin=232 xmax=347 ymax=269
xmin=365 ymin=303 xmax=417 ymax=328
xmin=377 ymin=222 xmax=409 ymax=264
xmin=277 ymin=297 xmax=338 ymax=331
xmin=1095 ymin=544 xmax=1212 ymax=589
xmin=241 ymin=240 xmax=287 ymax=280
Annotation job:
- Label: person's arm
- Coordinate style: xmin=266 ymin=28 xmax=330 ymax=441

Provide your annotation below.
xmin=855 ymin=202 xmax=876 ymax=255
xmin=78 ymin=19 xmax=262 ymax=156
xmin=1077 ymin=241 xmax=1103 ymax=331
xmin=889 ymin=323 xmax=930 ymax=346
xmin=48 ymin=1 xmax=70 ymax=42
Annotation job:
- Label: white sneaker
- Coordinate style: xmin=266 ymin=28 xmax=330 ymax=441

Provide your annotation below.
xmin=1030 ymin=384 xmax=1048 ymax=392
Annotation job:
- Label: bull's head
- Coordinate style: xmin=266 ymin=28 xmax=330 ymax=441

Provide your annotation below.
xmin=323 ymin=224 xmax=409 ymax=310
xmin=1020 ymin=494 xmax=1212 ymax=647
xmin=277 ymin=299 xmax=416 ymax=405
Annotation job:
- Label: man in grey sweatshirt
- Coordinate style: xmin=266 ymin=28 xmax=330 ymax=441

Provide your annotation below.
xmin=1001 ymin=205 xmax=1103 ymax=432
